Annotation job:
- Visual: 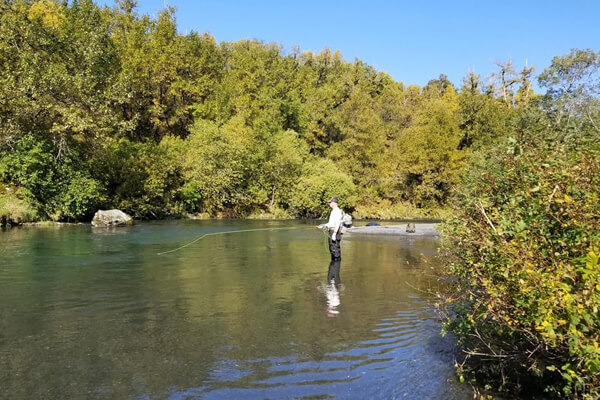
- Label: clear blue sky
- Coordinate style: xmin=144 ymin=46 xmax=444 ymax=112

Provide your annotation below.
xmin=98 ymin=0 xmax=599 ymax=88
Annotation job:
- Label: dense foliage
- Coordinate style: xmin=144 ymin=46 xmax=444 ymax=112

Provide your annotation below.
xmin=0 ymin=0 xmax=530 ymax=222
xmin=441 ymin=50 xmax=600 ymax=398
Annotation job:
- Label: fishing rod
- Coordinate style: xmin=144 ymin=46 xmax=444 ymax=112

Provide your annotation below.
xmin=157 ymin=225 xmax=315 ymax=255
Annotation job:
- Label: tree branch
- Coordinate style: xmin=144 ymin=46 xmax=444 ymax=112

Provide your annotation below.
xmin=476 ymin=200 xmax=498 ymax=235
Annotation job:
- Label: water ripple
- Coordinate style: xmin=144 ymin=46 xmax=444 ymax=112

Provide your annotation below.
xmin=171 ymin=307 xmax=445 ymax=399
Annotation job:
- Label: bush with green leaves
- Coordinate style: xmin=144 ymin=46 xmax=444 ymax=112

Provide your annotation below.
xmin=0 ymin=134 xmax=59 ymax=210
xmin=289 ymin=158 xmax=358 ymax=218
xmin=91 ymin=138 xmax=184 ymax=218
xmin=0 ymin=134 xmax=106 ymax=221
xmin=52 ymin=172 xmax=104 ymax=221
xmin=441 ymin=120 xmax=600 ymax=397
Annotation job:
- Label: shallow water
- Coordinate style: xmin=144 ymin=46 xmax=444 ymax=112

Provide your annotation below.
xmin=0 ymin=220 xmax=471 ymax=399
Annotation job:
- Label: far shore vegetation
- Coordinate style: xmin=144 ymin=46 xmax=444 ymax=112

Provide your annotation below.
xmin=2 ymin=0 xmax=527 ymax=225
xmin=1 ymin=1 xmax=599 ymax=399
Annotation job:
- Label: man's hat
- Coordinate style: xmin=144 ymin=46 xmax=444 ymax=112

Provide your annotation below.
xmin=327 ymin=197 xmax=339 ymax=204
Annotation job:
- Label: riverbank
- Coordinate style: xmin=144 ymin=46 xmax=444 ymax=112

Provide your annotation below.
xmin=3 ymin=215 xmax=444 ymax=229
xmin=0 ymin=193 xmax=450 ymax=228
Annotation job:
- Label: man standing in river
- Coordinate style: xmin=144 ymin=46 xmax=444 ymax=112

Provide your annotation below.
xmin=318 ymin=197 xmax=343 ymax=261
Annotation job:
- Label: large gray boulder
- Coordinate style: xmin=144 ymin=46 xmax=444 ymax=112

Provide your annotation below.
xmin=91 ymin=209 xmax=133 ymax=227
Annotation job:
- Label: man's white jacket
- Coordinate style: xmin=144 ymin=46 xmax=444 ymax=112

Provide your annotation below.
xmin=325 ymin=207 xmax=343 ymax=234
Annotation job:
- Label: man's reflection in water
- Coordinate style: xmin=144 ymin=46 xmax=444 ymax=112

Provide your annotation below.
xmin=325 ymin=259 xmax=342 ymax=316
xmin=327 ymin=259 xmax=341 ymax=286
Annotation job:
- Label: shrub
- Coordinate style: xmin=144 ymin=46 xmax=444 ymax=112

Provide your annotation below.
xmin=440 ymin=124 xmax=600 ymax=398
xmin=52 ymin=173 xmax=104 ymax=221
xmin=1 ymin=134 xmax=109 ymax=221
xmin=91 ymin=138 xmax=184 ymax=218
xmin=0 ymin=134 xmax=58 ymax=210
xmin=289 ymin=158 xmax=358 ymax=218
xmin=247 ymin=205 xmax=294 ymax=220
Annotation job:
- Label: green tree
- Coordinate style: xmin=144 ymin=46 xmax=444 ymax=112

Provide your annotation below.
xmin=182 ymin=118 xmax=254 ymax=215
xmin=289 ymin=158 xmax=357 ymax=218
xmin=395 ymin=86 xmax=465 ymax=206
xmin=515 ymin=63 xmax=536 ymax=108
xmin=538 ymin=48 xmax=600 ymax=132
xmin=255 ymin=129 xmax=308 ymax=209
xmin=90 ymin=138 xmax=182 ymax=218
xmin=0 ymin=0 xmax=119 ymax=154
xmin=457 ymin=72 xmax=509 ymax=149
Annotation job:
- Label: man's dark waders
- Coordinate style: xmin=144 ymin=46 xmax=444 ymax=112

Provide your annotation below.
xmin=328 ymin=229 xmax=342 ymax=261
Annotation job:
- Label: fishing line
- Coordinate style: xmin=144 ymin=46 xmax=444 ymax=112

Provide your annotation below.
xmin=157 ymin=226 xmax=314 ymax=255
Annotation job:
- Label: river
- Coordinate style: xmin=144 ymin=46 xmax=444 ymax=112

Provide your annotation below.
xmin=0 ymin=220 xmax=471 ymax=399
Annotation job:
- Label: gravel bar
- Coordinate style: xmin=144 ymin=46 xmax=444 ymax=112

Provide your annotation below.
xmin=345 ymin=223 xmax=441 ymax=237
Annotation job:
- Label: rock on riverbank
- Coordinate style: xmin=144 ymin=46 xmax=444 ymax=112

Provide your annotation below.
xmin=91 ymin=210 xmax=133 ymax=227
xmin=346 ymin=223 xmax=440 ymax=237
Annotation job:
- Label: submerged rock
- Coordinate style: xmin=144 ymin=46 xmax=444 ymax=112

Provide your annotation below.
xmin=91 ymin=209 xmax=133 ymax=227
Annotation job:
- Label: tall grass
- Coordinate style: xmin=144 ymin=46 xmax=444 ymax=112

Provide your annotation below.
xmin=0 ymin=186 xmax=37 ymax=226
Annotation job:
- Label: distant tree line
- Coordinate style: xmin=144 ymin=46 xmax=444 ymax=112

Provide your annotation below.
xmin=0 ymin=0 xmax=555 ymax=222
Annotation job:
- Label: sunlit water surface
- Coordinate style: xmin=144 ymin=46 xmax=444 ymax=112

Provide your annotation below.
xmin=0 ymin=220 xmax=471 ymax=399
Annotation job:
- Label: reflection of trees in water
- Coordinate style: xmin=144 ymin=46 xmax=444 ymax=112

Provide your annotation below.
xmin=0 ymin=224 xmax=448 ymax=399
xmin=398 ymin=241 xmax=437 ymax=268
